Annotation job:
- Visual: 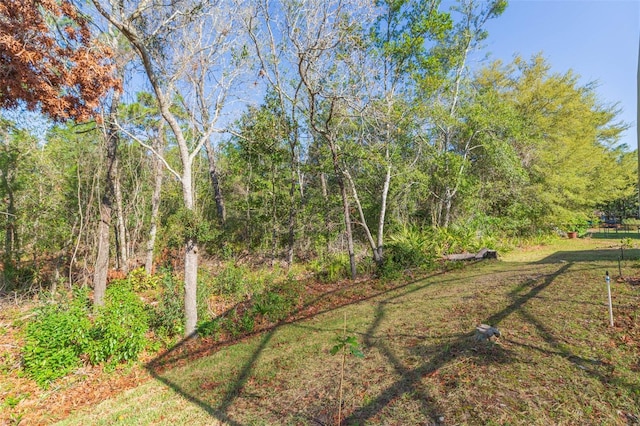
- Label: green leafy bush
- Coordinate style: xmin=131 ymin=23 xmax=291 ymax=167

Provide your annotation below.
xmin=252 ymin=278 xmax=300 ymax=322
xmin=213 ymin=264 xmax=249 ymax=298
xmin=196 ymin=317 xmax=222 ymax=338
xmin=87 ymin=282 xmax=148 ymax=367
xmin=239 ymin=311 xmax=255 ymax=333
xmin=220 ymin=308 xmax=256 ymax=338
xmin=22 ymin=288 xmax=91 ymax=387
xmin=382 ymin=227 xmax=435 ymax=277
xmin=565 ymin=216 xmax=590 ymax=236
xmin=23 ymin=282 xmax=150 ymax=386
xmin=127 ymin=267 xmax=160 ymax=292
xmin=310 ymin=254 xmax=350 ymax=282
xmin=148 ymin=270 xmax=184 ymax=339
xmin=253 ymin=291 xmax=290 ymax=323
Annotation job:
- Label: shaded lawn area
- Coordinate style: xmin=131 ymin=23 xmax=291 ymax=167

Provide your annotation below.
xmin=59 ymin=241 xmax=640 ymax=425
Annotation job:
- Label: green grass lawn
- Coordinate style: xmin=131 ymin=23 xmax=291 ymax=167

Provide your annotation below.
xmin=58 ymin=237 xmax=640 ymax=425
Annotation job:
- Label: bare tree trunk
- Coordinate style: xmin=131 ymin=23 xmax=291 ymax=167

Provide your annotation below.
xmin=376 ymin=162 xmax=391 ymax=261
xmin=145 ymin=129 xmax=164 ymax=274
xmin=1 ymin=162 xmax=17 ymax=289
xmin=286 ymin=125 xmax=301 ymax=266
xmin=3 ymin=173 xmax=16 ymax=265
xmin=443 ymin=190 xmax=453 ymax=229
xmin=329 ymin=143 xmax=356 ymax=279
xmin=182 ymin=171 xmax=198 ymax=336
xmin=204 ymin=140 xmax=226 ymax=225
xmin=114 ymin=159 xmax=128 ymax=273
xmin=338 ymin=178 xmax=356 ymax=280
xmin=271 ymin=163 xmax=278 ymax=265
xmin=286 ymin=164 xmax=297 ymax=266
xmin=93 ymin=91 xmax=121 ymax=307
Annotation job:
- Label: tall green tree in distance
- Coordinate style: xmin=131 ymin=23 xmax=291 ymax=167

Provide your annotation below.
xmin=470 ymin=55 xmax=628 ymax=230
xmin=224 ymin=93 xmax=293 ymax=258
xmin=416 ymin=0 xmax=507 ymax=228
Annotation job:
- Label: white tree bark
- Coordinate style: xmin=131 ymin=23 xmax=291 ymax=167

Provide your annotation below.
xmin=91 ymin=0 xmax=250 ymax=336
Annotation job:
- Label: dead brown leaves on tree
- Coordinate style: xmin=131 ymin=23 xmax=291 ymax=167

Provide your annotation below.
xmin=0 ymin=0 xmax=120 ymax=122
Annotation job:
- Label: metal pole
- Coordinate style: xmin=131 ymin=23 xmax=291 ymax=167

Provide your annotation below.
xmin=606 ymin=271 xmax=614 ymax=327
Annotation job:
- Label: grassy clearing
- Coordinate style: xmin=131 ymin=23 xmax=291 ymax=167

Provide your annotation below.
xmin=57 ymin=237 xmax=640 ymax=425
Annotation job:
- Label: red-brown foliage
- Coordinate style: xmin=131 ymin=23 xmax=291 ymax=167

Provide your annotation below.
xmin=0 ymin=0 xmax=120 ymax=122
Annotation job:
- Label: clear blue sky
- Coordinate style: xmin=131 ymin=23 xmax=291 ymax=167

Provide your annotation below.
xmin=480 ymin=0 xmax=639 ymax=150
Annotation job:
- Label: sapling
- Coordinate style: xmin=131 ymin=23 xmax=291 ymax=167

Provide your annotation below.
xmin=330 ymin=312 xmax=364 ymax=426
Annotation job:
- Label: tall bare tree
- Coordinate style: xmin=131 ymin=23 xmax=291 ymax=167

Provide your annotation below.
xmin=91 ymin=0 xmax=251 ymax=335
xmin=248 ymin=0 xmax=374 ymax=278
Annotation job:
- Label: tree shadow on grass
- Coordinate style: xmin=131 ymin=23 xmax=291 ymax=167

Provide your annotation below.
xmin=346 ymin=260 xmax=640 ymax=424
xmin=144 ymin=268 xmax=466 ymax=424
xmin=143 ymin=255 xmax=635 ymax=424
xmin=146 ymin=263 xmax=536 ymax=373
xmin=536 ymin=249 xmax=640 ymax=264
xmin=144 ymin=261 xmax=538 ymax=424
xmin=342 ymin=262 xmax=572 ymax=424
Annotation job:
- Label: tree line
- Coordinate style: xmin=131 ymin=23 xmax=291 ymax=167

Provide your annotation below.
xmin=0 ymin=0 xmax=635 ymax=336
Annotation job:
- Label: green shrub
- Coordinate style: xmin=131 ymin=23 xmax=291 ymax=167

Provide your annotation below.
xmin=213 ymin=264 xmax=249 ymax=298
xmin=239 ymin=311 xmax=255 ymax=333
xmin=215 ymin=307 xmax=257 ymax=339
xmin=310 ymin=254 xmax=350 ymax=282
xmin=127 ymin=267 xmax=160 ymax=292
xmin=253 ymin=291 xmax=290 ymax=323
xmin=22 ymin=288 xmax=91 ymax=387
xmin=252 ymin=279 xmax=300 ymax=323
xmin=87 ymin=282 xmax=148 ymax=367
xmin=148 ymin=270 xmax=184 ymax=339
xmin=382 ymin=227 xmax=434 ymax=277
xmin=23 ymin=282 xmax=150 ymax=386
xmin=196 ymin=317 xmax=222 ymax=338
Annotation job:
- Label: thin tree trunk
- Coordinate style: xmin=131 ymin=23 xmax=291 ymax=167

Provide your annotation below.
xmin=443 ymin=191 xmax=452 ymax=229
xmin=344 ymin=169 xmax=380 ymax=265
xmin=145 ymin=128 xmax=164 ymax=274
xmin=286 ymin=129 xmax=300 ymax=267
xmin=3 ymin=174 xmax=16 ymax=263
xmin=286 ymin=164 xmax=297 ymax=266
xmin=1 ymin=166 xmax=17 ymax=288
xmin=376 ymin=162 xmax=391 ymax=261
xmin=184 ymin=236 xmax=198 ymax=335
xmin=271 ymin=163 xmax=278 ymax=265
xmin=114 ymin=158 xmax=127 ymax=272
xmin=320 ymin=172 xmax=328 ymax=199
xmin=204 ymin=141 xmax=226 ymax=225
xmin=330 ymin=143 xmax=356 ymax=279
xmin=181 ymin=167 xmax=198 ymax=335
xmin=93 ymin=91 xmax=121 ymax=307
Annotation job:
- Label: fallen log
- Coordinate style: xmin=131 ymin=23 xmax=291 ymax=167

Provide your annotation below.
xmin=444 ymin=247 xmax=497 ymax=261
